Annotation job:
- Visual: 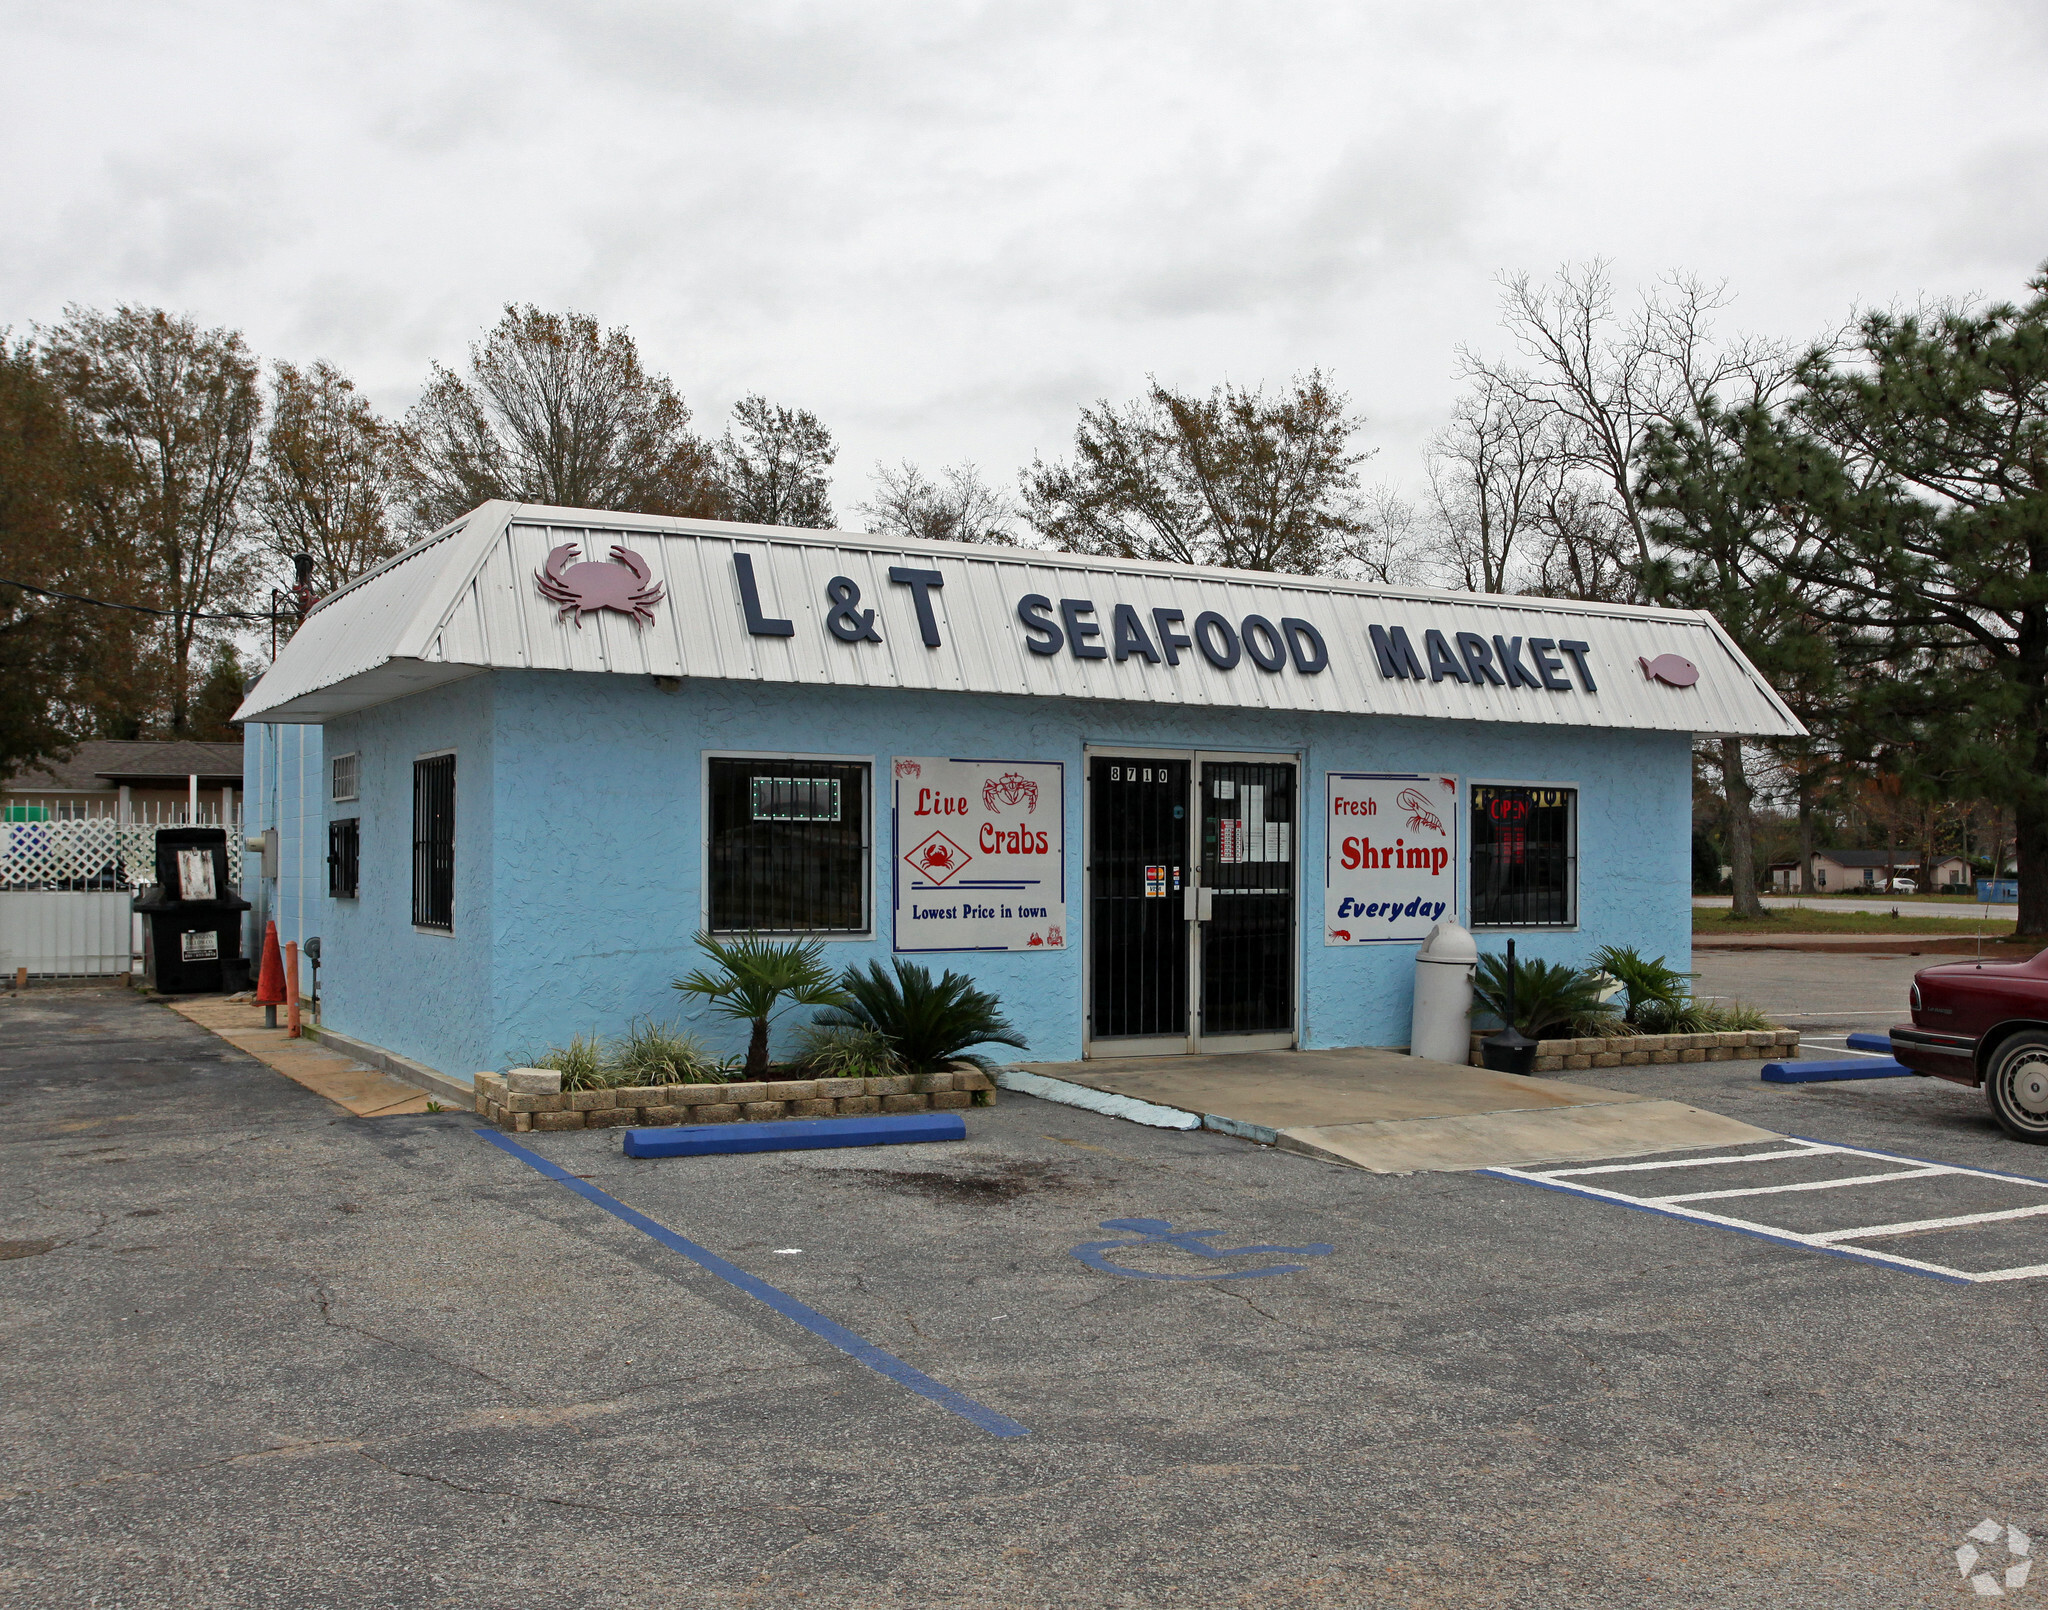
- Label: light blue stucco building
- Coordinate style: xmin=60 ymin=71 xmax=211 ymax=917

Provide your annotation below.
xmin=236 ymin=502 xmax=1801 ymax=1094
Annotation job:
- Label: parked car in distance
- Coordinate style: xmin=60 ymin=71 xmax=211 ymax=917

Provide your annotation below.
xmin=1892 ymin=947 xmax=2048 ymax=1141
xmin=1888 ymin=878 xmax=1918 ymax=894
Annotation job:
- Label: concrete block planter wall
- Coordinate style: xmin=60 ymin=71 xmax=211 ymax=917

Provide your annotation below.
xmin=1466 ymin=1027 xmax=1799 ymax=1075
xmin=473 ymin=1069 xmax=996 ymax=1134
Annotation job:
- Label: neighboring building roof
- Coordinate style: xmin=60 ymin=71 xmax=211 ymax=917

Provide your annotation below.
xmin=1801 ymin=850 xmax=1973 ymax=869
xmin=3 ymin=739 xmax=245 ymax=794
xmin=235 ymin=500 xmax=1808 ymax=739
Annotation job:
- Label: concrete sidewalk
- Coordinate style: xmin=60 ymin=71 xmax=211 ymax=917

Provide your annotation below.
xmin=1012 ymin=1045 xmax=1775 ymax=1172
xmin=161 ymin=996 xmax=435 ymax=1116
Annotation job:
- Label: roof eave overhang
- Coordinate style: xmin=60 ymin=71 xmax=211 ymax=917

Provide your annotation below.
xmin=235 ymin=660 xmax=488 ymax=724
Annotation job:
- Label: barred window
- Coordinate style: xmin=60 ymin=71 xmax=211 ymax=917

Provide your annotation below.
xmin=328 ymin=817 xmax=360 ymax=899
xmin=1470 ymin=785 xmax=1576 ymax=928
xmin=412 ymin=755 xmax=454 ymax=930
xmin=331 ymin=753 xmax=360 ymax=803
xmin=708 ymin=758 xmax=867 ymax=933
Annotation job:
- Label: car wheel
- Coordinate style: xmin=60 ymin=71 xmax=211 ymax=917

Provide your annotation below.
xmin=1984 ymin=1031 xmax=2048 ymax=1144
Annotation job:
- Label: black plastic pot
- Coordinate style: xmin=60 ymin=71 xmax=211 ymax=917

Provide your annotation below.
xmin=1480 ymin=1025 xmax=1539 ymax=1076
xmin=1479 ymin=937 xmax=1540 ymax=1075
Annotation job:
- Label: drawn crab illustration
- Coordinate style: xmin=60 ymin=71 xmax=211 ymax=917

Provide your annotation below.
xmin=983 ymin=772 xmax=1039 ymax=813
xmin=1395 ymin=787 xmax=1445 ymax=836
xmin=534 ymin=542 xmax=665 ymax=626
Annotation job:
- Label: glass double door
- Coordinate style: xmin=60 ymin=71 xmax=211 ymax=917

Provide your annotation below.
xmin=1087 ymin=751 xmax=1298 ymax=1056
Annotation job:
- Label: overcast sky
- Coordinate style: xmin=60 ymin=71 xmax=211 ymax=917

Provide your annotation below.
xmin=6 ymin=1 xmax=2046 ymax=521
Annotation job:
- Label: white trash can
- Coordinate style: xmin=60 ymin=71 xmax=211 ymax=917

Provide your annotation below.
xmin=1410 ymin=920 xmax=1479 ymax=1065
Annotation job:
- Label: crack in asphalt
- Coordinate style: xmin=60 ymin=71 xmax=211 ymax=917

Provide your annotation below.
xmin=311 ymin=1281 xmax=521 ymax=1394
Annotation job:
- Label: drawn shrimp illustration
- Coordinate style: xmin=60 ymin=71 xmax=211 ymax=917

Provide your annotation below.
xmin=534 ymin=543 xmax=665 ymax=626
xmin=1395 ymin=788 xmax=1445 ymax=836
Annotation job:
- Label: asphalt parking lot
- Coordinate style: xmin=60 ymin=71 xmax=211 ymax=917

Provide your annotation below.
xmin=5 ymin=975 xmax=2046 ymax=1609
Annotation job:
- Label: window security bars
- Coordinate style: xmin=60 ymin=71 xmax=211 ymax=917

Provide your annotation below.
xmin=411 ymin=756 xmax=454 ymax=930
xmin=329 ymin=818 xmax=360 ymax=899
xmin=331 ymin=753 xmax=360 ymax=803
xmin=1470 ymin=785 xmax=1576 ymax=928
xmin=708 ymin=759 xmax=867 ymax=933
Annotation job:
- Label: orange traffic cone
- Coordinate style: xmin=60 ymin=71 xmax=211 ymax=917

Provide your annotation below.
xmin=255 ymin=920 xmax=286 ymax=1029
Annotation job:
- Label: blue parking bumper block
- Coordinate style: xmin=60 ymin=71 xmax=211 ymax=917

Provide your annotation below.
xmin=1762 ymin=1057 xmax=1915 ymax=1084
xmin=623 ymin=1111 xmax=967 ymax=1159
xmin=1844 ymin=1031 xmax=1895 ymax=1054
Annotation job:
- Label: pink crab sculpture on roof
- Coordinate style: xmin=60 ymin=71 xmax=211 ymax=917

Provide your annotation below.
xmin=535 ymin=542 xmax=665 ymax=627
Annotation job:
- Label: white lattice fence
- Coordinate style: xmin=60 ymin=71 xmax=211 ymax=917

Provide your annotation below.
xmin=0 ymin=819 xmax=242 ymax=891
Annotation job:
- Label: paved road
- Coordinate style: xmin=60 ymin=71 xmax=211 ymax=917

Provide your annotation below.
xmin=6 ymin=985 xmax=2047 ymax=1608
xmin=1693 ymin=895 xmax=2015 ymax=917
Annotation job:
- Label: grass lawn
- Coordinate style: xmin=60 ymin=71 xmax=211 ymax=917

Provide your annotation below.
xmin=1693 ymin=907 xmax=2016 ymax=936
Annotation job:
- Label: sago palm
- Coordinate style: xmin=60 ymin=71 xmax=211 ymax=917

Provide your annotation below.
xmin=813 ymin=959 xmax=1028 ymax=1076
xmin=673 ymin=933 xmax=850 ymax=1079
xmin=1472 ymin=952 xmax=1617 ymax=1039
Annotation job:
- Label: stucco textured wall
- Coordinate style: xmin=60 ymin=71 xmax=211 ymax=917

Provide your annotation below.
xmin=315 ymin=677 xmax=496 ymax=1075
xmin=240 ymin=722 xmax=325 ymax=974
xmin=310 ymin=669 xmax=1690 ymax=1080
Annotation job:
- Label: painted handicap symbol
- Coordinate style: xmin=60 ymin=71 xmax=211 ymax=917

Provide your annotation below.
xmin=1068 ymin=1218 xmax=1334 ymax=1281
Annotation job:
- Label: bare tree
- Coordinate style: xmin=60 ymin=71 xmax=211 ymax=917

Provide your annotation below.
xmin=1023 ymin=371 xmax=1372 ymax=573
xmin=860 ymin=460 xmax=1020 ymax=545
xmin=1420 ymin=376 xmax=1553 ymax=593
xmin=1334 ymin=485 xmax=1427 ymax=586
xmin=1467 ymin=262 xmax=1795 ymax=578
xmin=395 ymin=305 xmax=717 ymax=530
xmin=715 ymin=395 xmax=835 ymax=528
xmin=252 ymin=360 xmax=403 ymax=595
xmin=41 ymin=305 xmax=261 ymax=734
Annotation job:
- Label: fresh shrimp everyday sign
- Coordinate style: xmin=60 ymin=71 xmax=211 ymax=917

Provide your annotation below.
xmin=1324 ymin=773 xmax=1459 ymax=945
xmin=893 ymin=757 xmax=1067 ymax=953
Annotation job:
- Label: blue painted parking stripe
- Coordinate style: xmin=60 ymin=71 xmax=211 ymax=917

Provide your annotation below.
xmin=1477 ymin=1168 xmax=1972 ymax=1285
xmin=477 ymin=1130 xmax=1030 ymax=1439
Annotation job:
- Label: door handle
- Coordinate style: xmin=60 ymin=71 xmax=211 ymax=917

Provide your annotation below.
xmin=1197 ymin=887 xmax=1215 ymax=922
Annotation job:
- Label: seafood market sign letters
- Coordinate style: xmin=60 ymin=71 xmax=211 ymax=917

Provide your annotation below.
xmin=535 ymin=550 xmax=1710 ymax=706
xmin=1324 ymin=773 xmax=1459 ymax=946
xmin=892 ymin=758 xmax=1067 ymax=954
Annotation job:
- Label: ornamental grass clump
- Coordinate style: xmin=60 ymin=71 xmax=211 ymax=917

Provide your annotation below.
xmin=611 ymin=1018 xmax=719 ymax=1085
xmin=528 ymin=1032 xmax=609 ymax=1091
xmin=791 ymin=1022 xmax=903 ymax=1079
xmin=814 ymin=959 xmax=1027 ymax=1076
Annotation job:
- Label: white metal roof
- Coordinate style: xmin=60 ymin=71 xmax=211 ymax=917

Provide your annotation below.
xmin=234 ymin=500 xmax=1806 ymax=738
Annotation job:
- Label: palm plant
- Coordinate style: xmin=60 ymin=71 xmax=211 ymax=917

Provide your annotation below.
xmin=813 ymin=959 xmax=1027 ymax=1076
xmin=672 ymin=933 xmax=850 ymax=1079
xmin=1472 ymin=952 xmax=1617 ymax=1039
xmin=1590 ymin=944 xmax=1692 ymax=1026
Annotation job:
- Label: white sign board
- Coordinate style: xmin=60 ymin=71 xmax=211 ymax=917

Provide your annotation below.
xmin=180 ymin=929 xmax=219 ymax=961
xmin=176 ymin=848 xmax=217 ymax=902
xmin=893 ymin=758 xmax=1066 ymax=953
xmin=1324 ymin=772 xmax=1459 ymax=945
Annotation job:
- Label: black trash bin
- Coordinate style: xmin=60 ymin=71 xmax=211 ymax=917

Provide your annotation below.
xmin=133 ymin=827 xmax=252 ymax=994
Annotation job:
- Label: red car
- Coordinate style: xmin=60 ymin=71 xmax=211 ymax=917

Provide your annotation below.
xmin=1892 ymin=947 xmax=2048 ymax=1142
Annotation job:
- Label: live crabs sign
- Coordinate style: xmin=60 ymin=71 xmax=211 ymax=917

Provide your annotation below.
xmin=892 ymin=757 xmax=1067 ymax=954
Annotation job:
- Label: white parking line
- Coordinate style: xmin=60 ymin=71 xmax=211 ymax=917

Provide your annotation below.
xmin=1652 ymin=1167 xmax=1947 ymax=1205
xmin=1483 ymin=1139 xmax=2048 ymax=1285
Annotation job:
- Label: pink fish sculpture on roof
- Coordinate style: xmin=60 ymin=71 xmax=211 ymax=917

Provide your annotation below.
xmin=1639 ymin=653 xmax=1699 ymax=688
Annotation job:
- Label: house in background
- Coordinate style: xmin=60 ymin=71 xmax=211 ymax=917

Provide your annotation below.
xmin=2 ymin=739 xmax=243 ymax=823
xmin=1770 ymin=849 xmax=1972 ymax=892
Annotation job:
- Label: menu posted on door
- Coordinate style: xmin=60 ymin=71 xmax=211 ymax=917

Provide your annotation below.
xmin=1324 ymin=773 xmax=1459 ymax=945
xmin=893 ymin=758 xmax=1066 ymax=953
